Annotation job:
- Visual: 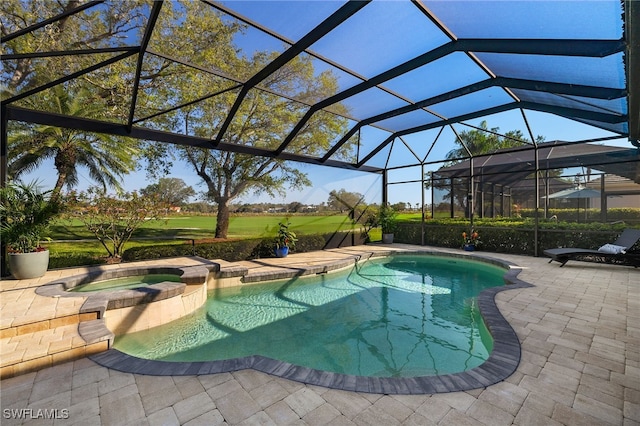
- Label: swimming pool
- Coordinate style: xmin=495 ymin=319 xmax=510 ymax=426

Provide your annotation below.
xmin=114 ymin=254 xmax=505 ymax=377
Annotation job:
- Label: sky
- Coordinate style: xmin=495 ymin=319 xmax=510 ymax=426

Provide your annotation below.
xmin=19 ymin=154 xmax=384 ymax=206
xmin=20 ymin=112 xmax=629 ymax=207
xmin=11 ymin=0 xmax=632 ymax=208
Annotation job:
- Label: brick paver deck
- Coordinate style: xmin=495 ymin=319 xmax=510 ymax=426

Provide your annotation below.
xmin=1 ymin=245 xmax=638 ymax=425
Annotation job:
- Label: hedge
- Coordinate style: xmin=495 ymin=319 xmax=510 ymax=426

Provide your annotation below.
xmin=394 ymin=220 xmax=639 ymax=256
xmin=121 ymin=230 xmax=367 ymax=262
xmin=519 ymin=208 xmax=640 ymax=224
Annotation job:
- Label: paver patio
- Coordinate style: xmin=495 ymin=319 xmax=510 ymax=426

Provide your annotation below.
xmin=1 ymin=244 xmax=638 ymax=425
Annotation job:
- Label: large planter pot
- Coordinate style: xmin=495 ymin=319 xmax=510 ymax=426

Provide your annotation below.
xmin=463 ymin=244 xmax=475 ymax=252
xmin=275 ymin=246 xmax=289 ymax=258
xmin=382 ymin=233 xmax=394 ymax=244
xmin=8 ymin=250 xmax=49 ymax=279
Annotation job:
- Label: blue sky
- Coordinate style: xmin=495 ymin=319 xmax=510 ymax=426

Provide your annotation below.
xmin=21 ymin=112 xmax=628 ymax=207
xmin=21 ymin=154 xmax=384 ymax=205
xmin=15 ymin=1 xmax=631 ymax=207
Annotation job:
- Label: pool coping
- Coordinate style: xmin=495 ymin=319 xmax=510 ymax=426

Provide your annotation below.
xmin=35 ymin=265 xmax=211 ymax=315
xmin=88 ymin=251 xmax=533 ymax=394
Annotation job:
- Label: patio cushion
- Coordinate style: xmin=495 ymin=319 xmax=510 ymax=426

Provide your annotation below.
xmin=598 ymin=244 xmax=627 ymax=254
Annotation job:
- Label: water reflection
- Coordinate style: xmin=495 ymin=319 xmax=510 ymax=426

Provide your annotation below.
xmin=114 ymin=255 xmax=503 ymax=377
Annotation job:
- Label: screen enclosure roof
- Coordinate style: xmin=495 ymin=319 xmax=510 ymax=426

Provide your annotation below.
xmin=434 ymin=142 xmax=640 ymax=186
xmin=1 ymin=0 xmax=638 ymax=175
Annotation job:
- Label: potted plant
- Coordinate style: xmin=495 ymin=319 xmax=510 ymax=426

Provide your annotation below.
xmin=0 ymin=182 xmax=60 ymax=279
xmin=275 ymin=221 xmax=297 ymax=257
xmin=462 ymin=229 xmax=480 ymax=251
xmin=378 ymin=204 xmax=398 ymax=244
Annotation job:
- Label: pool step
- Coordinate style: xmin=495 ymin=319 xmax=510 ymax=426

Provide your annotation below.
xmin=0 ymin=317 xmax=111 ymax=380
xmin=0 ymin=312 xmax=99 ymax=339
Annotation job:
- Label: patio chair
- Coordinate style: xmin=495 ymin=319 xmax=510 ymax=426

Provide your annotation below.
xmin=543 ymin=228 xmax=640 ymax=267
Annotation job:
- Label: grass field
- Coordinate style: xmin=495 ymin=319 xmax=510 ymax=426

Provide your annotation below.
xmin=51 ymin=213 xmax=358 ymax=239
xmin=46 ymin=213 xmax=361 ymax=268
xmin=42 ymin=212 xmax=482 ymax=267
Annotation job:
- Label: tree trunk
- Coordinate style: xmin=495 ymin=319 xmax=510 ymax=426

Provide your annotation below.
xmin=52 ymin=147 xmax=75 ymax=202
xmin=215 ymin=199 xmax=230 ymax=238
xmin=51 ymin=174 xmax=66 ymax=204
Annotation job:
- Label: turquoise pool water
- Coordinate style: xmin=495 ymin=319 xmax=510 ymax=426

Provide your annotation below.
xmin=114 ymin=255 xmax=505 ymax=377
xmin=69 ymin=274 xmax=181 ymax=292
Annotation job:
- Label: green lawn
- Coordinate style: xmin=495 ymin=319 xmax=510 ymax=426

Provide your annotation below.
xmin=51 ymin=213 xmax=357 ymax=239
xmin=47 ymin=213 xmax=359 ymax=268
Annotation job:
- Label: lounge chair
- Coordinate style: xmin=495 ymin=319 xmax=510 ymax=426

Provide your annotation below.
xmin=543 ymin=228 xmax=640 ymax=267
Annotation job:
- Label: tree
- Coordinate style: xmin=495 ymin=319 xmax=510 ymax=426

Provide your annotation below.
xmin=391 ymin=202 xmax=407 ymax=212
xmin=141 ymin=178 xmax=196 ymax=207
xmin=287 ymin=201 xmax=304 ymax=213
xmin=185 ymin=201 xmax=216 ymax=214
xmin=3 ymin=1 xmax=352 ymax=239
xmin=7 ymin=86 xmax=139 ymax=202
xmin=2 ymin=1 xmax=149 ymax=96
xmin=3 ymin=2 xmax=163 ymax=195
xmin=144 ymin=2 xmax=351 ymax=238
xmin=327 ymin=189 xmax=365 ymax=213
xmin=67 ymin=187 xmax=168 ymax=260
xmin=445 ymin=120 xmax=543 ymax=161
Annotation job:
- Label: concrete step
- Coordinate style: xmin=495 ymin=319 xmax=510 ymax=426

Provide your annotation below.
xmin=0 ymin=319 xmax=112 ymax=379
xmin=0 ymin=312 xmax=99 ymax=339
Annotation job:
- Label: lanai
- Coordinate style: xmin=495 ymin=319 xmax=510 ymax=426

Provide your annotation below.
xmin=1 ymin=1 xmax=638 ymax=260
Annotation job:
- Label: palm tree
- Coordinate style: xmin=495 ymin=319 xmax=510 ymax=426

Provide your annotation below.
xmin=7 ymin=85 xmax=139 ymax=201
xmin=445 ymin=120 xmax=532 ymax=161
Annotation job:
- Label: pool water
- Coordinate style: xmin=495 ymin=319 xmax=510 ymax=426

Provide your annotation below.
xmin=114 ymin=255 xmax=505 ymax=377
xmin=69 ymin=274 xmax=182 ymax=292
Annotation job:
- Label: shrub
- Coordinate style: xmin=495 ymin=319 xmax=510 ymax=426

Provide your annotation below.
xmin=0 ymin=181 xmax=61 ymax=253
xmin=519 ymin=208 xmax=640 ymax=224
xmin=122 ymin=231 xmax=365 ymax=262
xmin=49 ymin=253 xmax=105 ymax=269
xmin=378 ymin=205 xmax=398 ymax=234
xmin=394 ymin=219 xmax=636 ymax=255
xmin=65 ymin=188 xmax=168 ymax=259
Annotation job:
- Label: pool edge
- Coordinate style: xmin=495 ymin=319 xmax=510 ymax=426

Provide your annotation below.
xmin=88 ymin=251 xmax=534 ymax=395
